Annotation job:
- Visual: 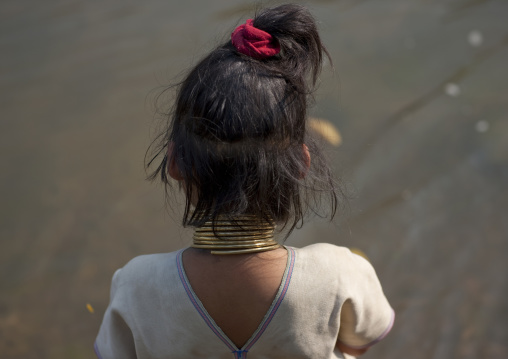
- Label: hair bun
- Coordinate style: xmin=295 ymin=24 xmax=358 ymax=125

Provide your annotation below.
xmin=231 ymin=19 xmax=280 ymax=59
xmin=249 ymin=4 xmax=327 ymax=86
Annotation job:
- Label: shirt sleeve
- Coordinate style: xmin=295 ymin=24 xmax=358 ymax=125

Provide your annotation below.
xmin=94 ymin=269 xmax=137 ymax=359
xmin=337 ymin=251 xmax=395 ymax=350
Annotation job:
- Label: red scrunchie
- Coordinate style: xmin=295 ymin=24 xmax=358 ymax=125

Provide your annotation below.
xmin=231 ymin=19 xmax=280 ymax=59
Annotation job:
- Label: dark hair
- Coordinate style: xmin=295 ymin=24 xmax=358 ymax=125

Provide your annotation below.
xmin=146 ymin=4 xmax=339 ymax=236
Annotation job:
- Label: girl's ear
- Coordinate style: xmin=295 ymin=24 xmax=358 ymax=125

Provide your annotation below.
xmin=167 ymin=142 xmax=184 ymax=181
xmin=301 ymin=144 xmax=311 ymax=179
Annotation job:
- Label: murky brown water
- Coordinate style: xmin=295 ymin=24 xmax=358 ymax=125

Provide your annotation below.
xmin=1 ymin=0 xmax=507 ymax=358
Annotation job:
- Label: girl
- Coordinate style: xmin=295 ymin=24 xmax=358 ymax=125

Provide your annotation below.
xmin=95 ymin=4 xmax=394 ymax=358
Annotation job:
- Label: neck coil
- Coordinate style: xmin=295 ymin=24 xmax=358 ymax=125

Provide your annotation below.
xmin=192 ymin=215 xmax=280 ymax=255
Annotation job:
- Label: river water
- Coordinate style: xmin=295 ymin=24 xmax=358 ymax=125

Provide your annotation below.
xmin=1 ymin=0 xmax=507 ymax=358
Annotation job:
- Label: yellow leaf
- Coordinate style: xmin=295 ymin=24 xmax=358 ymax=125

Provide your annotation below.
xmin=350 ymin=247 xmax=369 ymax=261
xmin=308 ymin=118 xmax=342 ymax=146
xmin=86 ymin=303 xmax=94 ymax=314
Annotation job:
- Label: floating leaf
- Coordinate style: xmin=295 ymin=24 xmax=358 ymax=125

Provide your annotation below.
xmin=86 ymin=303 xmax=95 ymax=314
xmin=308 ymin=118 xmax=342 ymax=146
xmin=350 ymin=247 xmax=369 ymax=261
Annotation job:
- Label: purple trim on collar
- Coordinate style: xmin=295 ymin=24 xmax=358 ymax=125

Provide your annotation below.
xmin=94 ymin=341 xmax=103 ymax=359
xmin=244 ymin=247 xmax=295 ymax=351
xmin=176 ymin=250 xmax=237 ymax=352
xmin=234 ymin=349 xmax=248 ymax=359
xmin=338 ymin=308 xmax=395 ymax=350
xmin=176 ymin=246 xmax=295 ymax=357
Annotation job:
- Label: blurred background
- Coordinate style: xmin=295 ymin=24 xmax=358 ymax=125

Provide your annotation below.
xmin=1 ymin=0 xmax=507 ymax=358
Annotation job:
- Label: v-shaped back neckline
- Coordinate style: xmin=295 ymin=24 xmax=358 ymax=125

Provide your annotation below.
xmin=176 ymin=246 xmax=296 ymax=358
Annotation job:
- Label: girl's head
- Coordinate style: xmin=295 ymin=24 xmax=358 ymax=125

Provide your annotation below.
xmin=147 ymin=4 xmax=340 ymax=234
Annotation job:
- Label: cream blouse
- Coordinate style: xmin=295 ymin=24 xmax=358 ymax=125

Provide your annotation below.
xmin=95 ymin=243 xmax=394 ymax=359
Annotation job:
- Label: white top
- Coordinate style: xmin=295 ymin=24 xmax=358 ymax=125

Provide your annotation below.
xmin=95 ymin=243 xmax=394 ymax=359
